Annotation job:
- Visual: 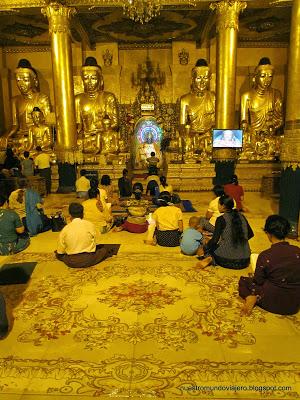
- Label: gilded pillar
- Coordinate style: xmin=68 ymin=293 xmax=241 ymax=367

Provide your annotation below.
xmin=42 ymin=2 xmax=77 ymax=162
xmin=279 ymin=0 xmax=300 ymax=236
xmin=210 ymin=0 xmax=246 ymax=183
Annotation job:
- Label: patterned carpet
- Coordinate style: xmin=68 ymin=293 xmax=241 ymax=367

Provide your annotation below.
xmin=0 ymin=249 xmax=299 ymax=399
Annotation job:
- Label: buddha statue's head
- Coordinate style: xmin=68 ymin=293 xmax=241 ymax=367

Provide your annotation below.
xmin=191 ymin=59 xmax=211 ymax=94
xmin=81 ymin=57 xmax=104 ymax=95
xmin=253 ymin=57 xmax=274 ymax=91
xmin=31 ymin=106 xmax=44 ymax=126
xmin=15 ymin=59 xmax=39 ymax=96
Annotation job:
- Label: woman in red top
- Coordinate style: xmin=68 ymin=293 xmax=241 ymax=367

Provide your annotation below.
xmin=224 ymin=174 xmax=244 ymax=211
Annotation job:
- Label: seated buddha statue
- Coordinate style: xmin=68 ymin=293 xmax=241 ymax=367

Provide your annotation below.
xmin=101 ymin=114 xmax=118 ymax=155
xmin=28 ymin=107 xmax=52 ymax=153
xmin=179 ymin=59 xmax=215 ymax=160
xmin=75 ymin=57 xmax=119 ymax=155
xmin=240 ymin=57 xmax=284 ymax=159
xmin=0 ymin=59 xmax=51 ymax=151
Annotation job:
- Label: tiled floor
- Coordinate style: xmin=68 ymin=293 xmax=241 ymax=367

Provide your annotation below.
xmin=0 ymin=192 xmax=299 ymax=399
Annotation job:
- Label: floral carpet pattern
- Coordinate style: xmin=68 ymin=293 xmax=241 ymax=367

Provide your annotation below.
xmin=97 ymin=279 xmax=183 ymax=314
xmin=0 ymin=250 xmax=299 ymax=399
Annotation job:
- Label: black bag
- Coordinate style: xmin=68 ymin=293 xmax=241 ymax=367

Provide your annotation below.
xmin=51 ymin=212 xmax=66 ymax=232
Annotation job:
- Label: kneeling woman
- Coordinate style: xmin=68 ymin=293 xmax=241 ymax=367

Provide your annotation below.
xmin=239 ymin=215 xmax=300 ymax=316
xmin=152 ymin=192 xmax=183 ymax=247
xmin=117 ymin=189 xmax=149 ymax=233
xmin=199 ymin=194 xmax=253 ymax=269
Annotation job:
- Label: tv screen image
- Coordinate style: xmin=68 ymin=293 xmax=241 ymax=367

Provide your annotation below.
xmin=212 ymin=129 xmax=243 ymax=148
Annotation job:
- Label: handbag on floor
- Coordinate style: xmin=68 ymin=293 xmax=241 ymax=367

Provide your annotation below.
xmin=51 ymin=212 xmax=66 ymax=232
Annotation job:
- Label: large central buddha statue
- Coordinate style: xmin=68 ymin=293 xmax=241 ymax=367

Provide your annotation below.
xmin=75 ymin=57 xmax=119 ymax=155
xmin=240 ymin=57 xmax=284 ymax=159
xmin=179 ymin=59 xmax=215 ymax=160
xmin=0 ymin=59 xmax=51 ymax=151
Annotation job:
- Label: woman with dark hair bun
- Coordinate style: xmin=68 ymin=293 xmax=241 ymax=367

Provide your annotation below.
xmin=239 ymin=215 xmax=300 ymax=316
xmin=150 ymin=191 xmax=183 ymax=247
xmin=99 ymin=174 xmax=114 ymax=205
xmin=197 ymin=194 xmax=253 ymax=269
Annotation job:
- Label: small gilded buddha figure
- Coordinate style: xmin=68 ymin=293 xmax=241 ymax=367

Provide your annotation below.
xmin=28 ymin=107 xmax=52 ymax=152
xmin=75 ymin=57 xmax=119 ymax=155
xmin=240 ymin=57 xmax=284 ymax=159
xmin=179 ymin=59 xmax=215 ymax=160
xmin=101 ymin=114 xmax=118 ymax=155
xmin=0 ymin=59 xmax=50 ymax=151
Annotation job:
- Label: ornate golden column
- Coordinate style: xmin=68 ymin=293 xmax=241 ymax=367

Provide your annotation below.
xmin=279 ymin=0 xmax=300 ymax=237
xmin=210 ymin=0 xmax=246 ymax=183
xmin=42 ymin=2 xmax=77 ymax=162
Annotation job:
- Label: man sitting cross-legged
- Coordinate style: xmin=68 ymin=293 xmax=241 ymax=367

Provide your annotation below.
xmin=55 ymin=202 xmax=115 ymax=268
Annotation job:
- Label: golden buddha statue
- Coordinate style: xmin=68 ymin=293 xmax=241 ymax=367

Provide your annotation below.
xmin=240 ymin=57 xmax=283 ymax=160
xmin=28 ymin=107 xmax=52 ymax=152
xmin=0 ymin=59 xmax=50 ymax=151
xmin=75 ymin=57 xmax=119 ymax=155
xmin=101 ymin=114 xmax=118 ymax=155
xmin=179 ymin=59 xmax=215 ymax=160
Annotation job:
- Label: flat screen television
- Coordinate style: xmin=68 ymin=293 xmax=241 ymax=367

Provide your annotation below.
xmin=212 ymin=129 xmax=243 ymax=149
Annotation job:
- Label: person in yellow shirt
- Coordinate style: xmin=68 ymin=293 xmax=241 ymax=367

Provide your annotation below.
xmin=34 ymin=146 xmax=51 ymax=195
xmin=75 ymin=169 xmax=91 ymax=199
xmin=152 ymin=192 xmax=183 ymax=247
xmin=82 ymin=187 xmax=113 ymax=233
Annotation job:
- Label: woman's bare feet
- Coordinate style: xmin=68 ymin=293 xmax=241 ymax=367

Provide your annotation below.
xmin=144 ymin=239 xmax=156 ymax=246
xmin=196 ymin=256 xmax=212 ymax=269
xmin=241 ymin=295 xmax=257 ymax=316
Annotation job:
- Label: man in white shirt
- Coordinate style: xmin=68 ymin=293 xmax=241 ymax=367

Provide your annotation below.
xmin=55 ymin=203 xmax=115 ymax=268
xmin=75 ymin=169 xmax=91 ymax=198
xmin=34 ymin=146 xmax=51 ymax=195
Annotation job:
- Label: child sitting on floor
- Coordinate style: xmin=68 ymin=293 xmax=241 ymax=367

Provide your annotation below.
xmin=180 ymin=216 xmax=204 ymax=256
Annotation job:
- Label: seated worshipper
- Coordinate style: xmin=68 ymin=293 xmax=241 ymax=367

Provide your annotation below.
xmin=4 ymin=148 xmax=21 ymax=173
xmin=180 ymin=216 xmax=204 ymax=256
xmin=118 ymin=168 xmax=132 ymax=198
xmin=34 ymin=146 xmax=51 ymax=195
xmin=199 ymin=185 xmax=225 ymax=233
xmin=132 ymin=182 xmax=144 ymax=194
xmin=224 ymin=174 xmax=245 ymax=212
xmin=146 ymin=151 xmax=160 ymax=171
xmin=56 ymin=203 xmax=115 ymax=268
xmin=76 ymin=169 xmax=91 ymax=199
xmin=197 ymin=194 xmax=253 ymax=269
xmin=99 ymin=174 xmax=115 ymax=205
xmin=239 ymin=215 xmax=300 ymax=316
xmin=82 ymin=188 xmax=113 ymax=234
xmin=0 ymin=194 xmax=30 ymax=255
xmin=9 ymin=179 xmax=51 ymax=236
xmin=146 ymin=167 xmax=160 ymax=197
xmin=0 ymin=293 xmax=9 ymax=339
xmin=159 ymin=175 xmax=173 ymax=195
xmin=21 ymin=151 xmax=34 ymax=177
xmin=116 ymin=189 xmax=149 ymax=233
xmin=151 ymin=192 xmax=183 ymax=247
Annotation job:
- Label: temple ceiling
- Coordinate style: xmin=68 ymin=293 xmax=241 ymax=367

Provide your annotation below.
xmin=0 ymin=2 xmax=291 ymax=48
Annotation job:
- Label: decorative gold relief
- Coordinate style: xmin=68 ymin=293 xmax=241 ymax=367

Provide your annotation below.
xmin=178 ymin=48 xmax=189 ymax=65
xmin=102 ymin=49 xmax=113 ymax=67
xmin=281 ymin=127 xmax=300 ymax=166
xmin=210 ymin=0 xmax=247 ymax=32
xmin=42 ymin=2 xmax=76 ymax=35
